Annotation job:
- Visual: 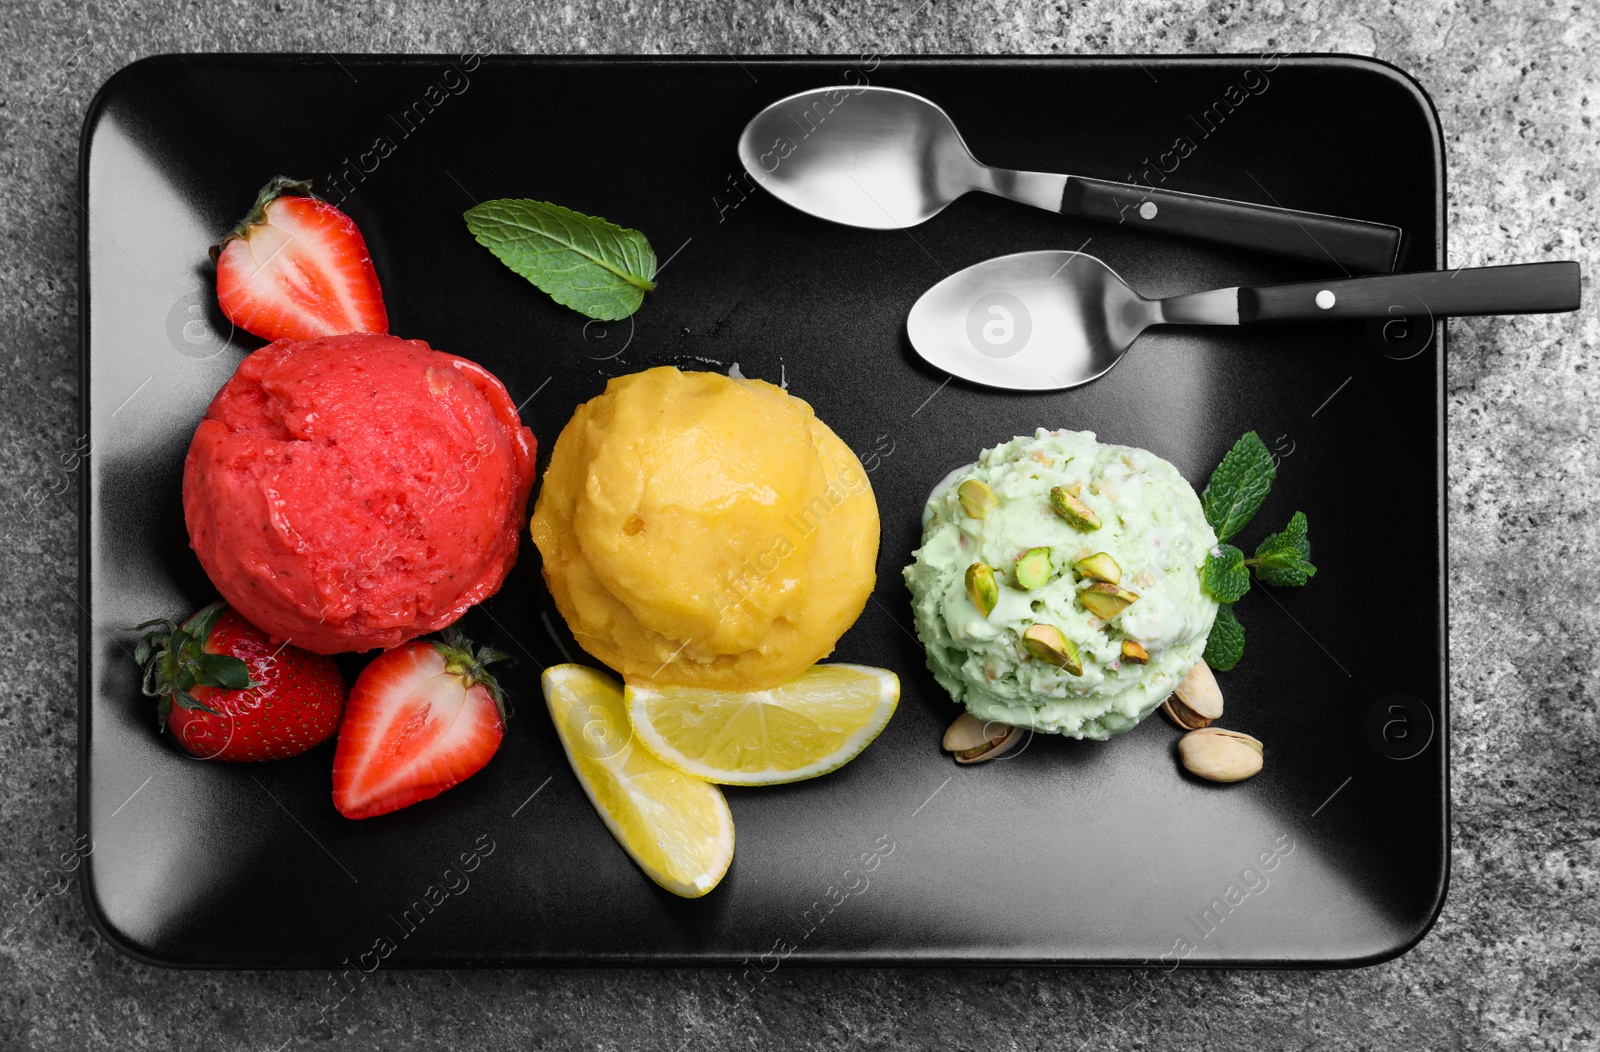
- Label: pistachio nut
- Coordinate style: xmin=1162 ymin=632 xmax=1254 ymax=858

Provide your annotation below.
xmin=957 ymin=479 xmax=999 ymax=519
xmin=1022 ymin=623 xmax=1083 ymax=675
xmin=1073 ymin=551 xmax=1122 ymax=584
xmin=965 ymin=562 xmax=999 ymax=617
xmin=1121 ymin=640 xmax=1150 ymax=665
xmin=1078 ymin=582 xmax=1139 ymax=620
xmin=1049 ymin=486 xmax=1101 ymax=530
xmin=1163 ymin=660 xmax=1223 ymax=730
xmin=942 ymin=711 xmax=1024 ymax=764
xmin=1014 ymin=547 xmax=1053 ymax=590
xmin=1162 ymin=696 xmax=1207 ymax=730
xmin=1177 ymin=727 xmax=1263 ymax=783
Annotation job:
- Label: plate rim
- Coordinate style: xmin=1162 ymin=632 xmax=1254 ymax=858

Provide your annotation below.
xmin=76 ymin=50 xmax=1450 ymax=969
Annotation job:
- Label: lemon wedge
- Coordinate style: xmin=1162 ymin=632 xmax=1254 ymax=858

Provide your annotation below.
xmin=541 ymin=664 xmax=734 ymax=898
xmin=625 ymin=664 xmax=900 ymax=786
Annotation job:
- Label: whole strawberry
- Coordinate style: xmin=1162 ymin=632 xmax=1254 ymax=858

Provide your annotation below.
xmin=135 ymin=602 xmax=347 ymax=761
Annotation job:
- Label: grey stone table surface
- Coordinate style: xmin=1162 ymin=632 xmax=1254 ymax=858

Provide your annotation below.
xmin=1 ymin=0 xmax=1595 ymax=1048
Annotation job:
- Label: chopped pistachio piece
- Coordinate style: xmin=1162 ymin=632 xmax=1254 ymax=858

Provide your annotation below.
xmin=1049 ymin=486 xmax=1101 ymax=530
xmin=1014 ymin=547 xmax=1053 ymax=590
xmin=1079 ymin=582 xmax=1139 ymax=620
xmin=1121 ymin=640 xmax=1149 ymax=664
xmin=965 ymin=562 xmax=999 ymax=617
xmin=1073 ymin=551 xmax=1122 ymax=584
xmin=957 ymin=479 xmax=999 ymax=519
xmin=1022 ymin=624 xmax=1083 ymax=675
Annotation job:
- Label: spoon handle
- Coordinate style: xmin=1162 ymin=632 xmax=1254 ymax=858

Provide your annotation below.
xmin=1236 ymin=262 xmax=1582 ymax=322
xmin=1060 ymin=176 xmax=1403 ymax=273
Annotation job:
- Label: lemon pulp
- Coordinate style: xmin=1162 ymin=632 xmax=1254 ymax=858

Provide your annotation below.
xmin=625 ymin=664 xmax=900 ymax=786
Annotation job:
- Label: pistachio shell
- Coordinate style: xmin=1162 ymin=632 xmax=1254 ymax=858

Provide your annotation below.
xmin=1178 ymin=727 xmax=1263 ymax=783
xmin=1171 ymin=661 xmax=1223 ymax=720
xmin=1162 ymin=695 xmax=1211 ymax=731
xmin=942 ymin=711 xmax=1024 ymax=764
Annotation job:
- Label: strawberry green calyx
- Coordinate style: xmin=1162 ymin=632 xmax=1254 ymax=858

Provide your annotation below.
xmin=134 ymin=601 xmax=261 ymax=729
xmin=431 ymin=628 xmax=512 ymax=721
xmin=209 ymin=175 xmax=320 ymax=261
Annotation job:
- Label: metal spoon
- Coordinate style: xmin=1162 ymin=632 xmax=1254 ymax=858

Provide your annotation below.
xmin=738 ymin=86 xmax=1404 ymax=272
xmin=906 ymin=251 xmax=1581 ymax=391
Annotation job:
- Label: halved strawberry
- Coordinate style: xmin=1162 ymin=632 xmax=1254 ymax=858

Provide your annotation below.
xmin=211 ymin=176 xmax=389 ymax=343
xmin=135 ymin=602 xmax=347 ymax=761
xmin=332 ymin=630 xmax=509 ymax=820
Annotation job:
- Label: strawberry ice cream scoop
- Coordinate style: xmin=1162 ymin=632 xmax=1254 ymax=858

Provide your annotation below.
xmin=183 ymin=334 xmax=536 ymax=654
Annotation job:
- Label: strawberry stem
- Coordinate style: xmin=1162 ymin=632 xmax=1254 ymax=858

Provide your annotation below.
xmin=209 ymin=175 xmax=320 ymax=261
xmin=133 ymin=601 xmax=261 ymax=729
xmin=431 ymin=628 xmax=511 ymax=721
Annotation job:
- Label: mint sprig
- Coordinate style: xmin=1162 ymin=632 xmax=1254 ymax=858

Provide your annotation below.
xmin=1196 ymin=434 xmax=1316 ymax=670
xmin=1248 ymin=511 xmax=1317 ymax=587
xmin=1200 ymin=431 xmax=1276 ymax=543
xmin=1203 ymin=603 xmax=1245 ymax=671
xmin=465 ymin=199 xmax=657 ymax=321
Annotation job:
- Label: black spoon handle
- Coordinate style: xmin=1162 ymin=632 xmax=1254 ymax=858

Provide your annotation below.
xmin=1060 ymin=176 xmax=1403 ymax=274
xmin=1237 ymin=262 xmax=1582 ymax=322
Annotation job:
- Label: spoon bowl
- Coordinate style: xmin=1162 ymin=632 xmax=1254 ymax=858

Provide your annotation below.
xmin=736 ymin=86 xmax=984 ymax=229
xmin=907 ymin=252 xmax=1151 ymax=391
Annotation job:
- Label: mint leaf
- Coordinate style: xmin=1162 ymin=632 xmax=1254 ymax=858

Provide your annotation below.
xmin=465 ymin=199 xmax=656 ymax=321
xmin=1252 ymin=511 xmax=1317 ymax=587
xmin=1204 ymin=603 xmax=1245 ymax=671
xmin=1200 ymin=431 xmax=1276 ymax=542
xmin=1202 ymin=544 xmax=1251 ymax=602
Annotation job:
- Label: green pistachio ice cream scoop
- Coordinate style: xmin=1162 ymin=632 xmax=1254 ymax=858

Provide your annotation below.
xmin=904 ymin=429 xmax=1219 ymax=740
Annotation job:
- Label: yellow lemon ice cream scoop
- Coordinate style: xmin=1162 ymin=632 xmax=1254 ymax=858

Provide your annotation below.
xmin=531 ymin=367 xmax=879 ymax=690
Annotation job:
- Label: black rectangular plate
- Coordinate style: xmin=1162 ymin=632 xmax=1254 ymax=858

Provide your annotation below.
xmin=80 ymin=54 xmax=1447 ymax=967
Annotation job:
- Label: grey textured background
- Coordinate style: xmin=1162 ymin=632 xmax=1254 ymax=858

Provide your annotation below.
xmin=2 ymin=1 xmax=1596 ymax=1049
